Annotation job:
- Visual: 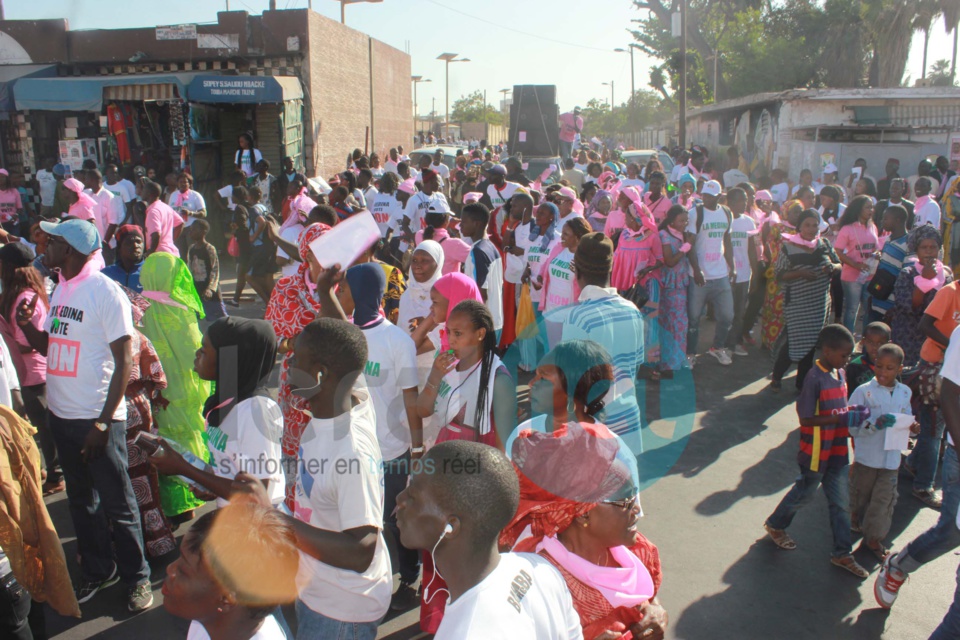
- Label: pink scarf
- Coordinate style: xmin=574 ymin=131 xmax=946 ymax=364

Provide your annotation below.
xmin=141 ymin=290 xmax=188 ymax=310
xmin=913 ymin=259 xmax=947 ymax=293
xmin=55 ymin=250 xmax=105 ymax=306
xmin=914 ymin=194 xmax=933 ymax=213
xmin=280 ymin=190 xmax=318 ymax=233
xmin=783 ymin=233 xmax=820 ymax=249
xmin=538 ymin=536 xmax=654 ymax=609
xmin=686 ymin=162 xmax=702 ymax=180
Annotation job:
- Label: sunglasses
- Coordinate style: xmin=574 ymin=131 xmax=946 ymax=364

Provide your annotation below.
xmin=601 ymin=495 xmax=638 ymax=511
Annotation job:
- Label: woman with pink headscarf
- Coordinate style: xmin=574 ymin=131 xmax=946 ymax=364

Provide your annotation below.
xmin=62 ymin=177 xmax=97 ymax=224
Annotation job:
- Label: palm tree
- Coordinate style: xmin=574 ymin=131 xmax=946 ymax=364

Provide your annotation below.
xmin=863 ymin=0 xmax=920 ymax=87
xmin=916 ymin=0 xmax=942 ymax=79
xmin=940 ymin=0 xmax=960 ymax=80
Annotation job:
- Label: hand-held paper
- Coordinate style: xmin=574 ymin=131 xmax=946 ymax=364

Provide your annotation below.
xmin=883 ymin=413 xmax=915 ymax=451
xmin=309 ymin=211 xmax=381 ymax=271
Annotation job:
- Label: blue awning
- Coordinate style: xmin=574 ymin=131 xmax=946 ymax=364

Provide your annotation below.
xmin=0 ymin=64 xmax=56 ymax=111
xmin=13 ymin=72 xmax=205 ymax=111
xmin=187 ymin=75 xmax=303 ymax=104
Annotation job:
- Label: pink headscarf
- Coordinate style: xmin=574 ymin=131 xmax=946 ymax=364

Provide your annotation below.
xmin=398 ymin=178 xmax=417 ymax=195
xmin=280 ymin=189 xmax=318 ymax=233
xmin=620 ymin=186 xmax=657 ymax=234
xmin=433 ymin=272 xmax=482 ymax=350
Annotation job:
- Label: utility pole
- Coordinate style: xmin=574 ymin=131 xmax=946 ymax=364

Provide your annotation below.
xmin=679 ymin=0 xmax=687 ymax=148
xmin=437 ymin=53 xmax=470 ymax=141
xmin=953 ymin=27 xmax=959 ymax=83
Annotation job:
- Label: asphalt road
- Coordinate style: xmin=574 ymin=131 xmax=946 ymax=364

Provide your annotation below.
xmin=39 ymin=277 xmax=955 ymax=640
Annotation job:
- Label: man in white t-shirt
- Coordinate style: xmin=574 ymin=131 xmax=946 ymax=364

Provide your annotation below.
xmin=402 ymin=170 xmax=448 ymax=239
xmin=913 ymin=177 xmax=941 ymax=229
xmin=686 ymin=180 xmax=736 ymax=366
xmin=36 ymin=158 xmax=58 ymax=216
xmin=481 ymin=165 xmax=522 ymax=227
xmin=84 ymin=169 xmax=125 ymax=260
xmin=431 ymin=149 xmax=451 ymax=184
xmin=235 ymin=318 xmax=391 ymax=637
xmin=370 ymin=181 xmax=403 ymax=238
xmin=724 ymin=187 xmax=757 ymax=357
xmin=17 ymin=219 xmax=152 ymax=611
xmin=396 ymin=440 xmax=583 ymax=640
xmin=384 ymin=148 xmax=401 ymax=176
xmin=874 ymin=325 xmax=960 ymax=617
xmin=104 ymin=164 xmax=136 ymax=220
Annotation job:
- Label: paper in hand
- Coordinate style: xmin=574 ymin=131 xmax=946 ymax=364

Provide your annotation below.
xmin=309 ymin=211 xmax=381 ymax=271
xmin=883 ymin=413 xmax=915 ymax=451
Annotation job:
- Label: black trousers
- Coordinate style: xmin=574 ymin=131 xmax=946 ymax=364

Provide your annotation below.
xmin=0 ymin=573 xmax=47 ymax=640
xmin=773 ymin=339 xmax=816 ymax=389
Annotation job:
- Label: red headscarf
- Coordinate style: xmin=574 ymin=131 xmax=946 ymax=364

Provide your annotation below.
xmin=499 ymin=421 xmax=634 ymax=552
xmin=264 ymin=223 xmax=331 ymax=340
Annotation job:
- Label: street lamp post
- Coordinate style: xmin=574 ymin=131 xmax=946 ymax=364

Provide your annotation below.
xmin=412 ymin=75 xmax=431 ymax=139
xmin=437 ymin=53 xmax=470 ymax=142
xmin=614 ymin=46 xmax=637 ymax=106
xmin=602 ymin=81 xmax=615 ymax=109
xmin=332 ymin=0 xmax=383 ymax=25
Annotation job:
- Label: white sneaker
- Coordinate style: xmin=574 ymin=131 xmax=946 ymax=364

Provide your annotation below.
xmin=733 ymin=344 xmax=749 ymax=357
xmin=708 ymin=348 xmax=733 ymax=366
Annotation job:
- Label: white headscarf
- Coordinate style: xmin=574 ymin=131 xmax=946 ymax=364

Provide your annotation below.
xmin=397 ymin=240 xmax=445 ymax=334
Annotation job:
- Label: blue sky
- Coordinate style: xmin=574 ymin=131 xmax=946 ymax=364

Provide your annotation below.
xmin=6 ymin=0 xmax=946 ymax=115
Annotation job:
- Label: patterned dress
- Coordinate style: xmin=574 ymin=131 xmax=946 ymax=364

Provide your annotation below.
xmin=891 ymin=262 xmax=954 ymax=368
xmin=125 ymin=331 xmax=176 ymax=558
xmin=776 ymin=239 xmax=839 ymax=360
xmin=761 ymin=222 xmax=790 ymax=349
xmin=380 ymin=262 xmax=406 ymax=325
xmin=658 ymin=230 xmax=691 ymax=371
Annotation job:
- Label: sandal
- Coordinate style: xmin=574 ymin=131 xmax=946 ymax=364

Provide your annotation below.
xmin=42 ymin=479 xmax=65 ymax=496
xmin=831 ymin=554 xmax=869 ymax=579
xmin=764 ymin=523 xmax=797 ymax=550
xmin=860 ymin=542 xmax=889 ymax=563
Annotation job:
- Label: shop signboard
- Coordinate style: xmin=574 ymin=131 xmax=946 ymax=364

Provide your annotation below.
xmin=156 ymin=24 xmax=197 ymax=41
xmin=188 ymin=76 xmax=294 ymax=104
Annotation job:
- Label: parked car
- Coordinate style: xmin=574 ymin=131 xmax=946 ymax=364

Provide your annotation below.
xmin=620 ymin=149 xmax=676 ymax=174
xmin=408 ymin=146 xmax=465 ymax=172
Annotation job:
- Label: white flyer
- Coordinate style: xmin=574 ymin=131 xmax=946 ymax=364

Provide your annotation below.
xmin=883 ymin=413 xmax=916 ymax=451
xmin=309 ymin=211 xmax=381 ymax=271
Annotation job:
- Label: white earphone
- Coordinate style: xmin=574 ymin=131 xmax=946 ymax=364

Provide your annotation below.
xmin=424 ymin=523 xmax=455 ymax=604
xmin=443 ymin=523 xmax=453 ymax=536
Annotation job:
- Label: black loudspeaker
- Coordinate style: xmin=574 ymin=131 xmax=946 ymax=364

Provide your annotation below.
xmin=509 ymin=85 xmax=559 ymax=157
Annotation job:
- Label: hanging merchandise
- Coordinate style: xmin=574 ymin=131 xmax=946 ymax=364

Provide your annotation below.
xmin=167 ymin=101 xmax=187 ymax=147
xmin=107 ymin=103 xmax=132 ymax=164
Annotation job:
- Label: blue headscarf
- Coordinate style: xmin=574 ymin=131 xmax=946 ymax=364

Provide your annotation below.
xmin=678 ymin=173 xmax=697 ymax=188
xmin=529 ymin=202 xmax=560 ymax=251
xmin=345 ymin=263 xmax=386 ymax=327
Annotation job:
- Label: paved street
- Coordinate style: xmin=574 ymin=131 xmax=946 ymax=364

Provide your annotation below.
xmin=39 ymin=277 xmax=954 ymax=640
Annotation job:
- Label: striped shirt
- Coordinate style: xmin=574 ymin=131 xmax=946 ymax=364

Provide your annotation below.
xmin=559 ymin=286 xmax=644 ymax=445
xmin=797 ymin=362 xmax=850 ymax=472
xmin=870 ymin=234 xmax=910 ymax=314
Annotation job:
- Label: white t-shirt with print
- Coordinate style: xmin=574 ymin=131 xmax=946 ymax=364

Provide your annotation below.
xmin=86 ymin=187 xmax=125 ymax=241
xmin=36 ymin=169 xmax=57 ymax=207
xmin=168 ymin=189 xmax=207 ymax=229
xmin=294 ymin=390 xmax=391 ymax=623
xmin=518 ymin=227 xmax=561 ymax=304
xmin=44 ymin=272 xmax=133 ymax=421
xmin=686 ymin=205 xmax=731 ymax=281
xmin=236 ymin=148 xmax=264 ymax=178
xmin=206 ymin=396 xmax=284 ymax=507
xmin=104 ymin=179 xmax=136 ymax=204
xmin=435 ymin=552 xmax=583 ymax=640
xmin=730 ymin=215 xmax=756 ymax=284
xmin=217 ymin=185 xmax=237 ymax=210
xmin=187 ymin=617 xmax=285 ymax=640
xmin=370 ymin=193 xmax=402 ymax=237
xmin=357 ymin=320 xmax=419 ymax=462
xmin=544 ymin=247 xmax=576 ymax=310
xmin=276 ymin=225 xmax=304 ymax=279
xmin=915 ymin=199 xmax=942 ymax=229
xmin=503 ymin=222 xmax=528 ymax=285
xmin=431 ymin=162 xmax=451 ymax=182
xmin=403 ymin=191 xmax=449 ymax=231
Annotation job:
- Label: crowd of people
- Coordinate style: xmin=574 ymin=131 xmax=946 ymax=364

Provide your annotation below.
xmin=0 ymin=129 xmax=958 ymax=640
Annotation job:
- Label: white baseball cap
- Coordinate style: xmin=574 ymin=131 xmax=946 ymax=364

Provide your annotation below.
xmin=823 ymin=163 xmax=838 ymax=174
xmin=701 ymin=180 xmax=722 ymax=197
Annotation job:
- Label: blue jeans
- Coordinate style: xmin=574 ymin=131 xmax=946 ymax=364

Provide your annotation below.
xmin=766 ymin=464 xmax=853 ymax=557
xmin=908 ymin=404 xmax=945 ymax=492
xmin=559 ymin=140 xmax=573 ymax=160
xmin=48 ymin=414 xmax=150 ymax=586
xmin=295 ymin=599 xmax=380 ymax=640
xmin=840 ymin=279 xmax=869 ymax=334
xmin=726 ymin=280 xmax=751 ymax=350
xmin=931 ymin=563 xmax=960 ymax=639
xmin=896 ymin=447 xmax=960 ymax=573
xmin=686 ymin=277 xmax=734 ymax=354
xmin=383 ymin=452 xmax=420 ymax=584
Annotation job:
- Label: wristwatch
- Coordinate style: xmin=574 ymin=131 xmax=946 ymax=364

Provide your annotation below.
xmin=93 ymin=421 xmax=109 ymax=432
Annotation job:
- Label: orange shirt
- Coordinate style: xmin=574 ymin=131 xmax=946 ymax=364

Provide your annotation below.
xmin=920 ymin=282 xmax=960 ymax=363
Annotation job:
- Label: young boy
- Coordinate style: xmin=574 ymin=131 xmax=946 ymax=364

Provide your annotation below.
xmin=848 ymin=343 xmax=914 ymax=560
xmin=187 ymin=219 xmax=227 ymax=324
xmin=868 ymin=205 xmax=910 ymax=326
xmin=460 ymin=202 xmax=504 ymax=340
xmin=725 ymin=187 xmax=757 ymax=357
xmin=764 ymin=324 xmax=871 ymax=578
xmin=845 ymin=321 xmax=891 ymax=395
xmin=234 ymin=318 xmax=392 ymax=637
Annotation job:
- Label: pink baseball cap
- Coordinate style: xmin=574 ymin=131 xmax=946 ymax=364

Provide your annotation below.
xmin=63 ymin=177 xmax=85 ymax=194
xmin=558 ymin=186 xmax=578 ymax=201
xmin=755 ymin=189 xmax=774 ymax=202
xmin=462 ymin=192 xmax=482 ymax=204
xmin=0 ymin=169 xmax=9 ymax=177
xmin=397 ymin=178 xmax=417 ymax=195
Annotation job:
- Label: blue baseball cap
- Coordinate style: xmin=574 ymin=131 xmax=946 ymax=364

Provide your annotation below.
xmin=39 ymin=219 xmax=101 ymax=256
xmin=52 ymin=163 xmax=69 ymax=177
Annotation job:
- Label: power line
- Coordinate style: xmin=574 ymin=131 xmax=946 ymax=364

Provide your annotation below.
xmin=422 ymin=0 xmax=622 ymax=54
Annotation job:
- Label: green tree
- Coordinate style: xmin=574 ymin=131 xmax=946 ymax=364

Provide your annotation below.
xmin=450 ymin=90 xmax=504 ymax=125
xmin=929 ymin=58 xmax=957 ymax=85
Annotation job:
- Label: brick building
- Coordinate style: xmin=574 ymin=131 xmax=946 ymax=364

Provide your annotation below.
xmin=0 ymin=9 xmax=411 ymax=207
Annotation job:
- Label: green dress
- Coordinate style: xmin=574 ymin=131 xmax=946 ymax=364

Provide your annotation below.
xmin=140 ymin=252 xmax=211 ymax=516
